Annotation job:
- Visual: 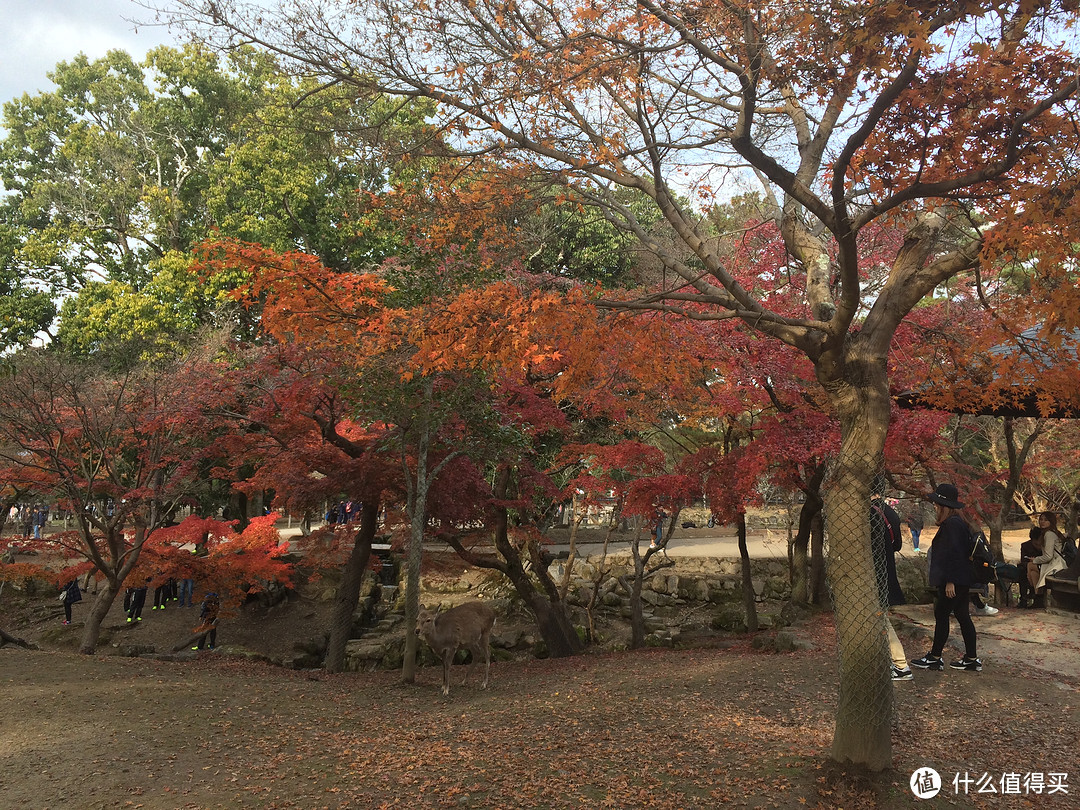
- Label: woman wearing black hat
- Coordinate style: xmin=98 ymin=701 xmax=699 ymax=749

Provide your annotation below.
xmin=911 ymin=483 xmax=981 ymax=672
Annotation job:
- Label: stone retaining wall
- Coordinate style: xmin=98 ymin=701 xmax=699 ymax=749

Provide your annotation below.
xmin=340 ymin=553 xmax=933 ymax=671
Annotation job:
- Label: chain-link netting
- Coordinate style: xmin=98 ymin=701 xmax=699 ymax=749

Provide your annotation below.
xmin=821 ymin=454 xmax=897 ymax=753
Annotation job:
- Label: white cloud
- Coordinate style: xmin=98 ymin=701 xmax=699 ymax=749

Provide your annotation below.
xmin=1 ymin=0 xmax=178 ymax=106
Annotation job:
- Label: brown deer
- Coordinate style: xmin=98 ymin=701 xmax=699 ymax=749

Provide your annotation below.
xmin=415 ymin=601 xmax=496 ymax=696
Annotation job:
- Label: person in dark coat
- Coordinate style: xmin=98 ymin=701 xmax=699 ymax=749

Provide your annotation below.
xmin=905 ymin=507 xmax=925 ymax=552
xmin=32 ymin=506 xmax=47 ymax=539
xmin=1017 ymin=527 xmax=1043 ymax=607
xmin=193 ymin=592 xmax=220 ymax=650
xmin=60 ymin=579 xmax=82 ymax=625
xmin=127 ymin=578 xmax=149 ymax=622
xmin=153 ymin=578 xmax=176 ymax=610
xmin=870 ymin=476 xmax=910 ymax=681
xmin=911 ymin=483 xmax=980 ymax=672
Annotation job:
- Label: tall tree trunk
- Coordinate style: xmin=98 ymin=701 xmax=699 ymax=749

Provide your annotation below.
xmin=791 ymin=527 xmax=810 ymax=604
xmin=734 ymin=514 xmax=760 ymax=635
xmin=495 ymin=492 xmax=583 ymax=656
xmin=628 ymin=540 xmax=646 ymax=649
xmin=626 ymin=513 xmax=678 ymax=649
xmin=584 ymin=508 xmax=621 ymax=642
xmin=400 ymin=408 xmax=432 ymax=684
xmin=227 ymin=490 xmax=250 ymax=531
xmin=738 ymin=512 xmax=759 ymax=632
xmin=810 ymin=513 xmax=828 ymax=606
xmin=77 ymin=525 xmax=146 ymax=654
xmin=323 ymin=498 xmax=378 ymax=673
xmin=558 ymin=493 xmax=584 ymax=600
xmin=79 ymin=578 xmax=122 ymax=654
xmin=791 ymin=465 xmax=826 ymax=605
xmin=520 ymin=554 xmax=584 ymax=657
xmin=401 ymin=515 xmax=424 ymax=683
xmin=825 ymin=404 xmax=892 ymax=770
xmin=986 ymin=416 xmax=1042 ymax=562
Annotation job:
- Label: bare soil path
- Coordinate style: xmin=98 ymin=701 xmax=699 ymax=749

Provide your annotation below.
xmin=3 ymin=602 xmax=1078 ymax=809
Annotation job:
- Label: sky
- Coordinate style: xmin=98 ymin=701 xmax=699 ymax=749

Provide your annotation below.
xmin=0 ymin=0 xmax=180 ymax=109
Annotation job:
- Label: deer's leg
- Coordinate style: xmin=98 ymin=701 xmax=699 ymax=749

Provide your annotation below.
xmin=442 ymin=651 xmax=452 ymax=696
xmin=480 ymin=631 xmax=491 ymax=689
xmin=461 ymin=644 xmax=474 ymax=685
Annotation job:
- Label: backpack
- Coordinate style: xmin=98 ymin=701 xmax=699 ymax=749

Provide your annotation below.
xmin=968 ymin=528 xmax=997 ymax=584
xmin=1058 ymin=535 xmax=1078 ymax=567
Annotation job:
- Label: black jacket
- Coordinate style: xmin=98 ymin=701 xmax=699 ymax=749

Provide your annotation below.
xmin=870 ymin=499 xmax=905 ymax=607
xmin=62 ymin=580 xmax=82 ymax=605
xmin=929 ymin=514 xmax=973 ymax=588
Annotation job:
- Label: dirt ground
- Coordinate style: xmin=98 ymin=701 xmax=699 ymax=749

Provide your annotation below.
xmin=3 ymin=580 xmax=1079 ymax=810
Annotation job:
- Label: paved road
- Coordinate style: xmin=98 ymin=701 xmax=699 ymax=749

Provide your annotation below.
xmin=279 ymin=521 xmax=1033 ymax=561
xmin=543 ymin=525 xmax=1033 ymax=561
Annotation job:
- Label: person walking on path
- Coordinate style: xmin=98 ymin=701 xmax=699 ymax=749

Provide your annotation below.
xmin=905 ymin=507 xmax=924 ymax=553
xmin=153 ymin=578 xmax=176 ymax=610
xmin=911 ymin=483 xmax=981 ymax=673
xmin=126 ymin=579 xmax=149 ymax=623
xmin=178 ymin=576 xmax=195 ymax=607
xmin=1027 ymin=511 xmax=1066 ymax=607
xmin=870 ymin=477 xmax=911 ymax=681
xmin=60 ymin=578 xmax=81 ymax=625
xmin=649 ymin=507 xmax=668 ymax=551
xmin=32 ymin=506 xmax=47 ymax=540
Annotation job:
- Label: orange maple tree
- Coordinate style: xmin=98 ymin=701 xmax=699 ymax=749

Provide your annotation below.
xmin=172 ymin=0 xmax=1080 ymax=765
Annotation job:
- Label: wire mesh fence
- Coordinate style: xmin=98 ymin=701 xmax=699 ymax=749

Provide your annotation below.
xmin=822 ymin=453 xmax=897 ymax=738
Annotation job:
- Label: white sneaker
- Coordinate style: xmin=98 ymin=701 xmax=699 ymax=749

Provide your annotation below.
xmin=974 ymin=605 xmax=999 ymax=615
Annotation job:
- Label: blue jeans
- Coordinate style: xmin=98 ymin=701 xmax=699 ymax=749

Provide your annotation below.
xmin=909 ymin=528 xmax=921 ymax=549
xmin=179 ymin=579 xmax=194 ymax=607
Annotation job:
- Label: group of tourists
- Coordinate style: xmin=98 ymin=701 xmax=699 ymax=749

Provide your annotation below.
xmin=60 ymin=575 xmax=217 ymax=649
xmin=326 ymin=500 xmax=361 ymax=525
xmin=9 ymin=504 xmax=49 ymax=540
xmin=877 ymin=480 xmax=1077 ymax=682
xmin=1020 ymin=512 xmax=1071 ymax=608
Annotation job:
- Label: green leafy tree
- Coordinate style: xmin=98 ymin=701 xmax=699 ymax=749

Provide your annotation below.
xmin=1 ymin=45 xmax=428 ymax=356
xmin=0 ymin=222 xmax=55 ymax=351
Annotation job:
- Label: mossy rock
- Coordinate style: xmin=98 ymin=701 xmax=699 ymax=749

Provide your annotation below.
xmin=896 ymin=554 xmax=933 ymax=604
xmin=763 ymin=576 xmax=790 ymax=601
xmin=711 ymin=604 xmax=748 ymax=632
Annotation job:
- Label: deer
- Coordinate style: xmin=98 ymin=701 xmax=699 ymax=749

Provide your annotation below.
xmin=415 ymin=601 xmax=496 ymax=696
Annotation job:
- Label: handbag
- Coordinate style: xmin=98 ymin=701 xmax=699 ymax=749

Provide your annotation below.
xmin=968 ymin=528 xmax=996 ymax=584
xmin=58 ymin=591 xmax=67 ymax=603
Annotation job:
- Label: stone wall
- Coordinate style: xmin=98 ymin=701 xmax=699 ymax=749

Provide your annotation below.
xmin=339 ymin=553 xmax=934 ymax=671
xmin=342 ymin=556 xmax=794 ymax=671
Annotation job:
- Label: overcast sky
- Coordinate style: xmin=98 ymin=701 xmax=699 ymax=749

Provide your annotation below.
xmin=1 ymin=0 xmax=180 ymax=108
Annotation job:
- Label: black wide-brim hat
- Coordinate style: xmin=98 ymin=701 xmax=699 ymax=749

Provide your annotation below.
xmin=927 ymin=483 xmax=964 ymax=510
